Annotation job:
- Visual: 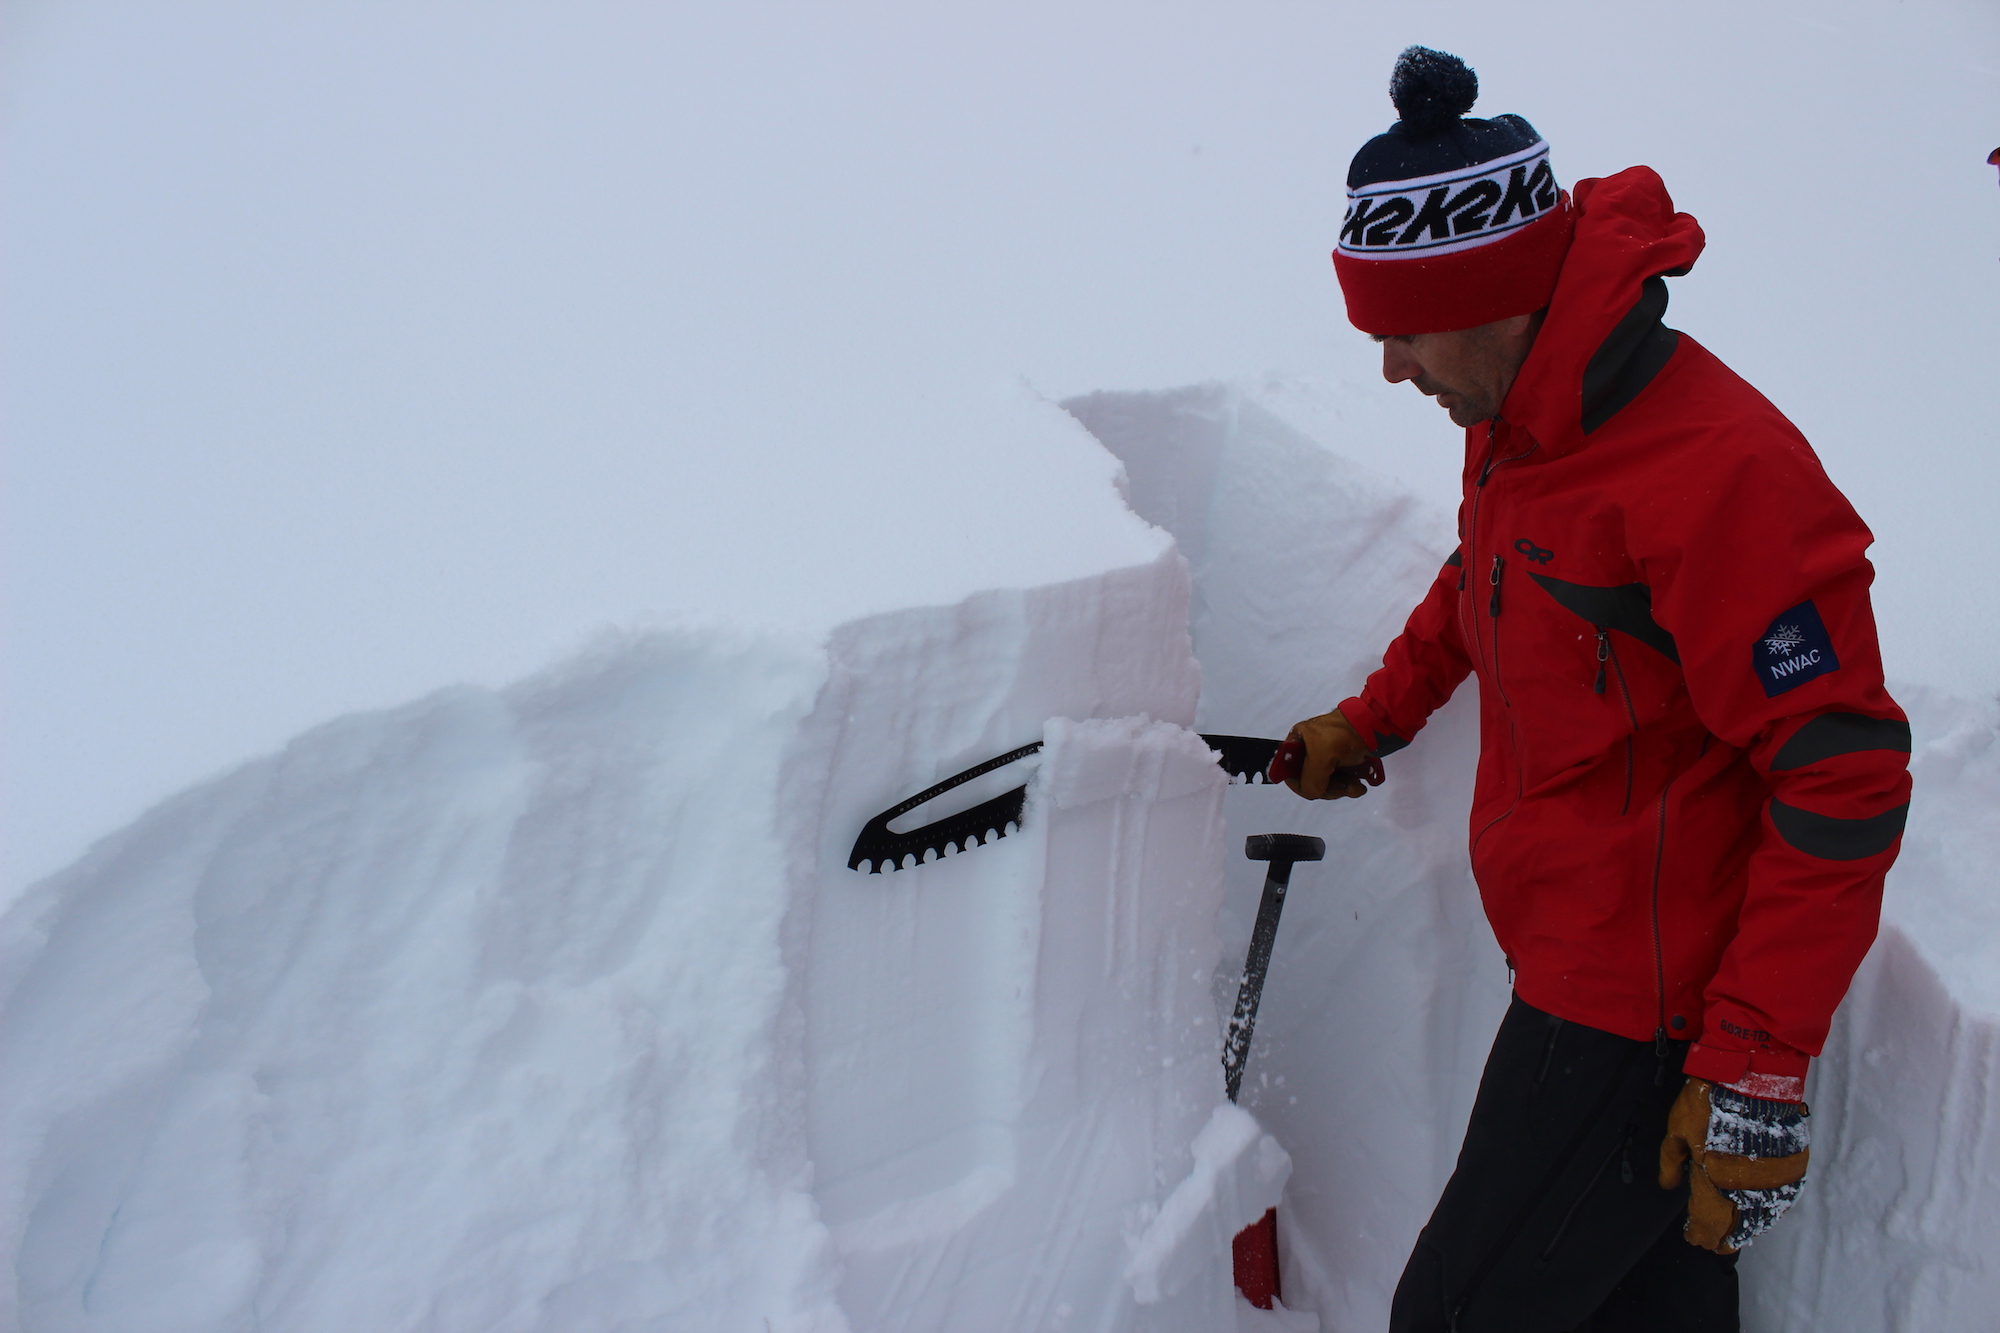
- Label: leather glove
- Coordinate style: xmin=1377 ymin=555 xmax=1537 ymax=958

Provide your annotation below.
xmin=1284 ymin=710 xmax=1375 ymax=800
xmin=1658 ymin=1077 xmax=1811 ymax=1253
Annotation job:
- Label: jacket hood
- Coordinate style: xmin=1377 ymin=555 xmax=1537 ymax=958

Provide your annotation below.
xmin=1499 ymin=166 xmax=1706 ymax=457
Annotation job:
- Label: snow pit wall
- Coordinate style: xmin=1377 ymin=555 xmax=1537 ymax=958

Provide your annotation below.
xmin=0 ymin=540 xmax=1295 ymax=1331
xmin=1065 ymin=382 xmax=2000 ymax=1333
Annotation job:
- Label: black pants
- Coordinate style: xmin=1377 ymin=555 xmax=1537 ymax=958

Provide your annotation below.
xmin=1388 ymin=996 xmax=1740 ymax=1332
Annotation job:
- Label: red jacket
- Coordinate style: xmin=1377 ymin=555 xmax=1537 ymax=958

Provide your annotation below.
xmin=1338 ymin=167 xmax=1911 ymax=1096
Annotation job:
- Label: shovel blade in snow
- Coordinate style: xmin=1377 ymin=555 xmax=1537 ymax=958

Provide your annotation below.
xmin=848 ymin=733 xmax=1293 ymax=873
xmin=1233 ymin=1207 xmax=1282 ymax=1309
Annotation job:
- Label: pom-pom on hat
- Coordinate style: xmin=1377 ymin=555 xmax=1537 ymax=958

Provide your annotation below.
xmin=1333 ymin=47 xmax=1574 ymax=335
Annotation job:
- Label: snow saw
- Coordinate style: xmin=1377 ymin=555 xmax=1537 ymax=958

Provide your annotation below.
xmin=847 ymin=733 xmax=1381 ymax=872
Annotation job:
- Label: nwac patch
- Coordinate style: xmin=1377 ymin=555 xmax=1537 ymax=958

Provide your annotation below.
xmin=1753 ymin=601 xmax=1841 ymax=697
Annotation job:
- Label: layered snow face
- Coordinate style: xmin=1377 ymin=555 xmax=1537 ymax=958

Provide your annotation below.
xmin=0 ymin=532 xmax=1292 ymax=1330
xmin=1068 ymin=383 xmax=2000 ymax=1333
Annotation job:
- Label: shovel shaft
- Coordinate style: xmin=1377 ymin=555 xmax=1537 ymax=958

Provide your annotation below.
xmin=1222 ymin=858 xmax=1296 ymax=1103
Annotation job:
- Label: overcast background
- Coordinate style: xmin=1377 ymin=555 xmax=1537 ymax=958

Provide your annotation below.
xmin=7 ymin=0 xmax=1997 ymax=894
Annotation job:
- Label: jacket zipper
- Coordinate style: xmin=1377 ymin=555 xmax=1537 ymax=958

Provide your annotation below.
xmin=1489 ymin=555 xmax=1508 ymax=705
xmin=1462 ymin=421 xmax=1539 ymax=689
xmin=1461 ymin=423 xmax=1500 ymax=669
xmin=1648 ymin=766 xmax=1686 ymax=1084
xmin=1596 ymin=627 xmax=1637 ymax=817
xmin=1460 ymin=421 xmax=1538 ymax=895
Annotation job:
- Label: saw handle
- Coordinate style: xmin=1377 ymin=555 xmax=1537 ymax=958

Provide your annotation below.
xmin=1266 ymin=736 xmax=1386 ymax=789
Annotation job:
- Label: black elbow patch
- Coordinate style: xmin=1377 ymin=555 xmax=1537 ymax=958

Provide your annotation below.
xmin=1769 ymin=713 xmax=1912 ymax=771
xmin=1769 ymin=798 xmax=1909 ymax=860
xmin=1374 ymin=732 xmax=1410 ymax=757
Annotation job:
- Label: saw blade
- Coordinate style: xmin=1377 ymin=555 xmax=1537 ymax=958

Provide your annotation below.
xmin=848 ymin=733 xmax=1288 ymax=873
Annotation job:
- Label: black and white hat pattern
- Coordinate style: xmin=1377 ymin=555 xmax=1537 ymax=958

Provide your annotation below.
xmin=1341 ymin=138 xmax=1558 ymax=260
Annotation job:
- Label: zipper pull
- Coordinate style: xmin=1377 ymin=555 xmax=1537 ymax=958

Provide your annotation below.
xmin=1594 ymin=628 xmax=1609 ymax=694
xmin=1653 ymin=1027 xmax=1670 ymax=1086
xmin=1477 ymin=420 xmax=1498 ymax=487
xmin=1488 ymin=555 xmax=1504 ymax=617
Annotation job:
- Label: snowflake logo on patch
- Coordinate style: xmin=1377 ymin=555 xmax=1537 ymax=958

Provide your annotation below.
xmin=1763 ymin=625 xmax=1806 ymax=657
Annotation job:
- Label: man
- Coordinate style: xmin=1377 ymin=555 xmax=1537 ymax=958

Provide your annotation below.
xmin=1288 ymin=48 xmax=1912 ymax=1331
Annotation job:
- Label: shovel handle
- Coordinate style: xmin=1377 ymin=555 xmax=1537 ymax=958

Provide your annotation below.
xmin=1265 ymin=736 xmax=1386 ymax=789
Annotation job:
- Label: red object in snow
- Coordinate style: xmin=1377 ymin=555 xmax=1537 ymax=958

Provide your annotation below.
xmin=1232 ymin=1208 xmax=1281 ymax=1309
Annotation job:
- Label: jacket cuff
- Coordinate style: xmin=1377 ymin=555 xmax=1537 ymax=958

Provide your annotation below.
xmin=1336 ymin=696 xmax=1402 ymax=757
xmin=1684 ymin=1042 xmax=1810 ymax=1102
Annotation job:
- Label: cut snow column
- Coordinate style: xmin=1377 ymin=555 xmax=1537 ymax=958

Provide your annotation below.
xmin=795 ymin=558 xmax=1284 ymax=1329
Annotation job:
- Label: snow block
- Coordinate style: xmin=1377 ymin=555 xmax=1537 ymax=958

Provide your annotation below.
xmin=799 ymin=576 xmax=1256 ymax=1328
xmin=1 ymin=536 xmax=1265 ymax=1330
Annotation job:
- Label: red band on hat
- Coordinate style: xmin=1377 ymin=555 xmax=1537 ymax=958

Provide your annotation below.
xmin=1333 ymin=198 xmax=1575 ymax=335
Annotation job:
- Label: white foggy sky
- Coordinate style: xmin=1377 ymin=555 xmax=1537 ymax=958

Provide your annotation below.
xmin=6 ymin=1 xmax=1998 ymax=891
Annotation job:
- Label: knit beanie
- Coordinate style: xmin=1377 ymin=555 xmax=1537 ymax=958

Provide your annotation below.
xmin=1333 ymin=47 xmax=1574 ymax=335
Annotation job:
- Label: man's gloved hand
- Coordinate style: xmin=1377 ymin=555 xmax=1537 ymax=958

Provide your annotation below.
xmin=1285 ymin=710 xmax=1373 ymax=800
xmin=1658 ymin=1078 xmax=1811 ymax=1253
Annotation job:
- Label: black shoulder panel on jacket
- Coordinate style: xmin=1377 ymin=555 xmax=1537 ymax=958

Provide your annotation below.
xmin=1769 ymin=713 xmax=1913 ymax=771
xmin=1528 ymin=575 xmax=1681 ymax=663
xmin=1581 ymin=275 xmax=1681 ymax=435
xmin=1769 ymin=798 xmax=1909 ymax=861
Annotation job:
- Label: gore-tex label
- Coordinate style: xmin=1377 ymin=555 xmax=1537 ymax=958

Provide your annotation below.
xmin=1753 ymin=600 xmax=1840 ymax=697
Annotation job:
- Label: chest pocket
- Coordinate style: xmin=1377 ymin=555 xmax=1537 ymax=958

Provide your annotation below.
xmin=1527 ymin=577 xmax=1679 ymax=664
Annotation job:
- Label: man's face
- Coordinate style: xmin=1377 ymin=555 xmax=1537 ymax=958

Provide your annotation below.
xmin=1374 ymin=312 xmax=1539 ymax=428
